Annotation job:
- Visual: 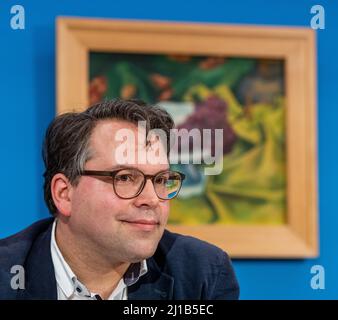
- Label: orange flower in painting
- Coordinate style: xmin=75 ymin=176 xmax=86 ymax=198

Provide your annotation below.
xmin=199 ymin=57 xmax=226 ymax=70
xmin=150 ymin=73 xmax=171 ymax=90
xmin=89 ymin=76 xmax=108 ymax=104
xmin=121 ymin=84 xmax=136 ymax=99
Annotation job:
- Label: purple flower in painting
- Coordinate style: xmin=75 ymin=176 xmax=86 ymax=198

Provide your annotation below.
xmin=176 ymin=96 xmax=237 ymax=157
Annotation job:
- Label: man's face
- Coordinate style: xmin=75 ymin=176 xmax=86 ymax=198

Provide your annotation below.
xmin=67 ymin=120 xmax=170 ymax=263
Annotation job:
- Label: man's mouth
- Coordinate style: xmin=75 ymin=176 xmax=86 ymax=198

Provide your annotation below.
xmin=121 ymin=219 xmax=159 ymax=231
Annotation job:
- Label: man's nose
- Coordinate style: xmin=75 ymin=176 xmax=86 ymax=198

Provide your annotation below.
xmin=134 ymin=179 xmax=160 ymax=208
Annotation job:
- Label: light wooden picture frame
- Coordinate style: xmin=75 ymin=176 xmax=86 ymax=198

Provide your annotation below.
xmin=57 ymin=17 xmax=318 ymax=258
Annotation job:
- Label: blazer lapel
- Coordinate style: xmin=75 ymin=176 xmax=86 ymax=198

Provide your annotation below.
xmin=17 ymin=222 xmax=57 ymax=300
xmin=128 ymin=257 xmax=174 ymax=300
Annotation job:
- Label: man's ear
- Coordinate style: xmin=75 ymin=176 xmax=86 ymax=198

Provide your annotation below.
xmin=51 ymin=173 xmax=74 ymax=217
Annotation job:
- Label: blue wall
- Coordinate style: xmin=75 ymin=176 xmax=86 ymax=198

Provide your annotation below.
xmin=0 ymin=0 xmax=337 ymax=299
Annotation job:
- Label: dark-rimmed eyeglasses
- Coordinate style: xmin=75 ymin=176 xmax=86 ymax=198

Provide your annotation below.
xmin=79 ymin=168 xmax=185 ymax=200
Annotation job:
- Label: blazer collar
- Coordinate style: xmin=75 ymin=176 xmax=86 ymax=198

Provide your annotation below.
xmin=128 ymin=255 xmax=174 ymax=300
xmin=17 ymin=221 xmax=57 ymax=300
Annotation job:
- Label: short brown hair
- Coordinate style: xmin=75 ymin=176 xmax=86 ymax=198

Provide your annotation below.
xmin=42 ymin=99 xmax=174 ymax=215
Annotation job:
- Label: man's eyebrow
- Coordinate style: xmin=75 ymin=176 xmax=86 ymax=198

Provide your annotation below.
xmin=105 ymin=165 xmax=132 ymax=171
xmin=106 ymin=165 xmax=170 ymax=171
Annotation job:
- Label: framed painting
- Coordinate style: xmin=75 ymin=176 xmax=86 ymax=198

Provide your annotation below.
xmin=56 ymin=17 xmax=318 ymax=258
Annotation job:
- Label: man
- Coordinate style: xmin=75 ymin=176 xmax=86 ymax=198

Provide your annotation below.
xmin=0 ymin=99 xmax=239 ymax=300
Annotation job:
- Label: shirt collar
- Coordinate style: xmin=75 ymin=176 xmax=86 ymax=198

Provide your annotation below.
xmin=50 ymin=219 xmax=77 ymax=299
xmin=50 ymin=219 xmax=148 ymax=299
xmin=124 ymin=259 xmax=148 ymax=286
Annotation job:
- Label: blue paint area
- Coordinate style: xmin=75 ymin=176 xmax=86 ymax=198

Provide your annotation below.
xmin=0 ymin=0 xmax=337 ymax=299
xmin=168 ymin=191 xmax=177 ymax=199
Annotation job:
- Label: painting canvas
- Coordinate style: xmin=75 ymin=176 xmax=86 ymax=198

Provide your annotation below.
xmin=89 ymin=53 xmax=286 ymax=226
xmin=57 ymin=18 xmax=317 ymax=257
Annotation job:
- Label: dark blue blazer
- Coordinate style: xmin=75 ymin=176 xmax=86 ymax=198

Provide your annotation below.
xmin=0 ymin=218 xmax=239 ymax=300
